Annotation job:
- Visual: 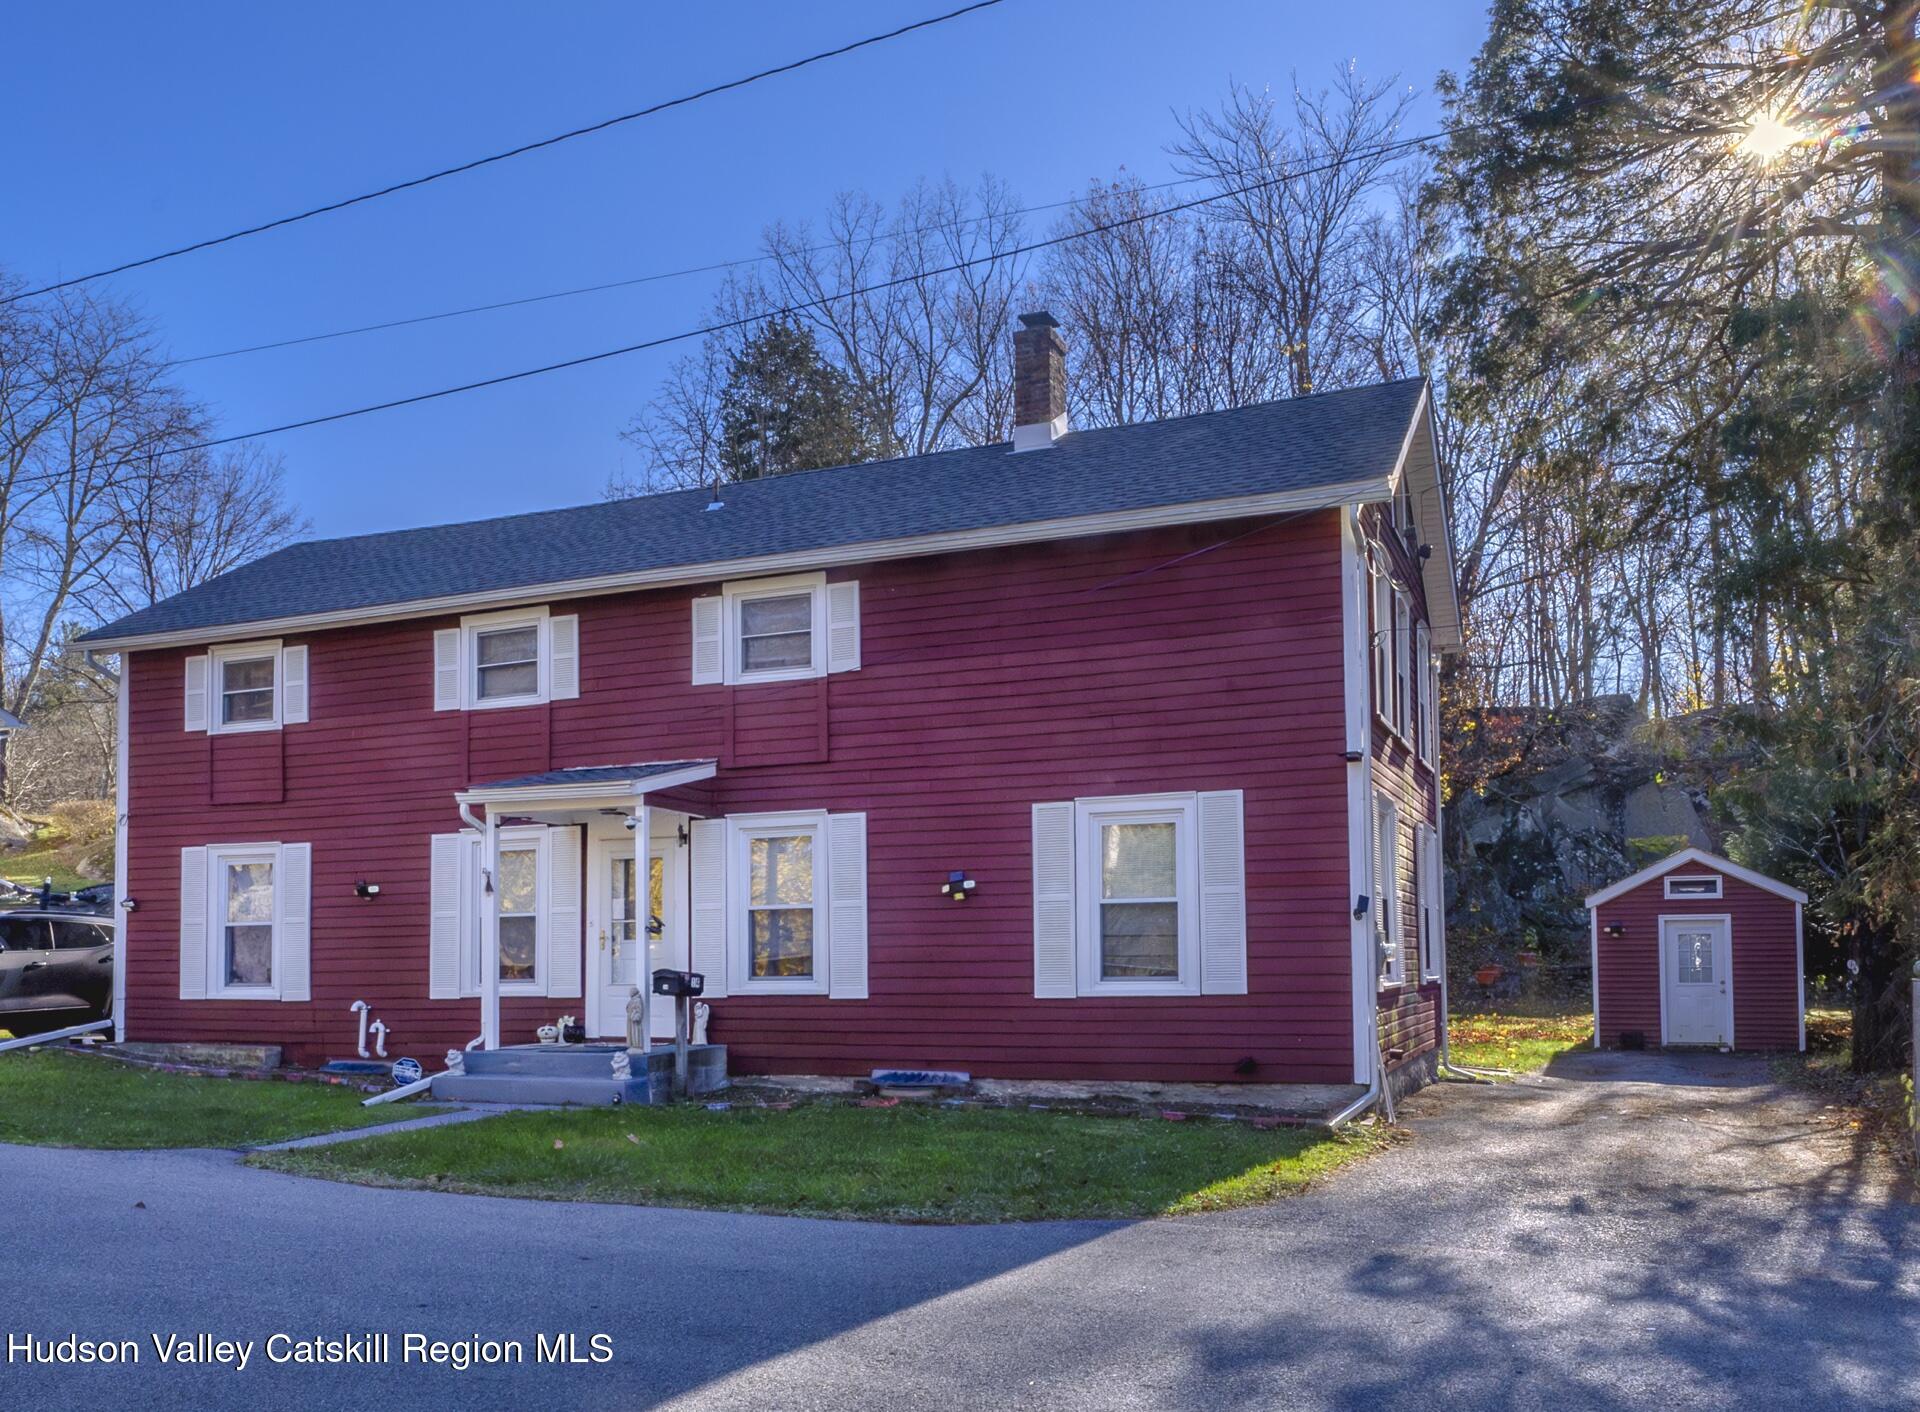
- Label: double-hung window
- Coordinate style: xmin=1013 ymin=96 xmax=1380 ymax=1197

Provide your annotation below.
xmin=181 ymin=841 xmax=312 ymax=1003
xmin=189 ymin=641 xmax=308 ymax=734
xmin=452 ymin=826 xmax=552 ymax=995
xmin=691 ymin=573 xmax=861 ymax=685
xmin=732 ymin=814 xmax=826 ymax=988
xmin=435 ymin=607 xmax=579 ymax=711
xmin=1029 ymin=790 xmax=1247 ymax=1000
xmin=1393 ymin=593 xmax=1412 ymax=740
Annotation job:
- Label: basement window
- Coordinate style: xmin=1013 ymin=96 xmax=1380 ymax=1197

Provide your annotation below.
xmin=1664 ymin=874 xmax=1722 ymax=900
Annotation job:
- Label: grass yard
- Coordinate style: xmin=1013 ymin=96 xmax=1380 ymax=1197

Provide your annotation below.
xmin=0 ymin=1049 xmax=435 ymax=1149
xmin=0 ymin=825 xmax=101 ymax=893
xmin=1448 ymin=1010 xmax=1594 ymax=1075
xmin=250 ymin=1100 xmax=1385 ymax=1223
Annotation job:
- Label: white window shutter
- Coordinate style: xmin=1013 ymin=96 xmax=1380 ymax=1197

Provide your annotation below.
xmin=826 ymin=580 xmax=861 ymax=674
xmin=549 ymin=615 xmax=580 ymax=700
xmin=827 ymin=812 xmax=868 ymax=999
xmin=689 ymin=818 xmax=728 ymax=997
xmin=1198 ymin=790 xmax=1248 ymax=995
xmin=281 ymin=645 xmax=310 ymax=724
xmin=179 ymin=846 xmax=208 ymax=1000
xmin=1032 ymin=802 xmax=1077 ymax=998
xmin=545 ymin=826 xmax=583 ymax=997
xmin=433 ymin=629 xmax=463 ymax=710
xmin=184 ymin=655 xmax=210 ymax=733
xmin=690 ymin=597 xmax=724 ymax=685
xmin=428 ymin=834 xmax=464 ymax=999
xmin=278 ymin=842 xmax=312 ymax=1002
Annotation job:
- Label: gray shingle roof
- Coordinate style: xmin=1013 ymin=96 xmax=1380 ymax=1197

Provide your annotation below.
xmin=467 ymin=761 xmax=714 ymax=791
xmin=81 ymin=378 xmax=1425 ymax=646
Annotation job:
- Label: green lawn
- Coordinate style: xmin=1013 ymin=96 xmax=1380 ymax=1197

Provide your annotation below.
xmin=0 ymin=1049 xmax=434 ymax=1149
xmin=251 ymin=1100 xmax=1383 ymax=1223
xmin=0 ymin=826 xmax=101 ymax=892
xmin=1448 ymin=1010 xmax=1594 ymax=1075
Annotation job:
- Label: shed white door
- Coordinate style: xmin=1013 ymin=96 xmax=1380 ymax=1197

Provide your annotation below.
xmin=1662 ymin=918 xmax=1730 ymax=1046
xmin=586 ymin=829 xmax=687 ymax=1040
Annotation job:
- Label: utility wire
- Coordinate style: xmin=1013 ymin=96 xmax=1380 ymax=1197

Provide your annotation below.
xmin=161 ymin=129 xmax=1439 ymax=456
xmin=165 ymin=169 xmax=1212 ymax=369
xmin=1 ymin=0 xmax=1009 ymax=306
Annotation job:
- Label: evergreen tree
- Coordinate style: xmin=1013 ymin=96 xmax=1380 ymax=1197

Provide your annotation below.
xmin=716 ymin=317 xmax=882 ymax=481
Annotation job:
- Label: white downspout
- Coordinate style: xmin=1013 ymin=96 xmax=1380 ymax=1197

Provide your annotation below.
xmin=634 ymin=800 xmax=652 ymax=1056
xmin=110 ymin=653 xmax=129 ymax=1044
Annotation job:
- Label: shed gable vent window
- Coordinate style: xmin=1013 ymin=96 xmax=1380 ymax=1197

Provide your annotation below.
xmin=1665 ymin=875 xmax=1722 ymax=899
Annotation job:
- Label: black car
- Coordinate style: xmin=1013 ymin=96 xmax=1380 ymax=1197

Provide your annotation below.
xmin=0 ymin=910 xmax=114 ymax=1036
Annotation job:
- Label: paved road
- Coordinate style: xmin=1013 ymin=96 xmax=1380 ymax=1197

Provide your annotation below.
xmin=4 ymin=1050 xmax=1914 ymax=1411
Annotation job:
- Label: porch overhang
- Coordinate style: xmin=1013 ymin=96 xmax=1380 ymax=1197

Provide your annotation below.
xmin=454 ymin=759 xmax=717 ymax=821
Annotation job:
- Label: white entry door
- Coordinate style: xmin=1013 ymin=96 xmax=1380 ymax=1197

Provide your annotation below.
xmin=587 ymin=826 xmax=687 ymax=1040
xmin=1662 ymin=918 xmax=1730 ymax=1046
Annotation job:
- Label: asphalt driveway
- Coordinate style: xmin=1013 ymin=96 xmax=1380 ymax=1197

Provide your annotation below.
xmin=3 ymin=1050 xmax=1914 ymax=1411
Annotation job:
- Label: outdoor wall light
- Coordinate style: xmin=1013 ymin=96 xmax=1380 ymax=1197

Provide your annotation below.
xmin=354 ymin=881 xmax=382 ymax=900
xmin=120 ymin=897 xmax=138 ymax=912
xmin=1353 ymin=893 xmax=1371 ymax=919
xmin=1604 ymin=922 xmax=1625 ymax=938
xmin=1417 ymin=543 xmax=1433 ymax=561
xmin=940 ymin=871 xmax=977 ymax=902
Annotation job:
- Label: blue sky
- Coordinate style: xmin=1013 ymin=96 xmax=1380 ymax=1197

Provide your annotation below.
xmin=6 ymin=2 xmax=1487 ymax=540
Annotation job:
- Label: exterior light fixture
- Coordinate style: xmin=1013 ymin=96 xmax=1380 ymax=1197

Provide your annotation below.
xmin=1604 ymin=922 xmax=1625 ymax=939
xmin=354 ymin=881 xmax=382 ymax=900
xmin=120 ymin=897 xmax=138 ymax=912
xmin=1353 ymin=893 xmax=1371 ymax=919
xmin=940 ymin=871 xmax=977 ymax=902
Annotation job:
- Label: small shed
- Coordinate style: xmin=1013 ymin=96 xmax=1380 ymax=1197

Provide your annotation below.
xmin=1584 ymin=848 xmax=1806 ymax=1052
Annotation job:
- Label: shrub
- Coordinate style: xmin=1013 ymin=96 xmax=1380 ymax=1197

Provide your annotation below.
xmin=48 ymin=799 xmax=115 ymax=879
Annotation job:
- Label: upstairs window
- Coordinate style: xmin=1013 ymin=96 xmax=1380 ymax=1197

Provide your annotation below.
xmin=434 ymin=608 xmax=579 ymax=711
xmin=186 ymin=641 xmax=308 ymax=733
xmin=691 ymin=574 xmax=861 ymax=685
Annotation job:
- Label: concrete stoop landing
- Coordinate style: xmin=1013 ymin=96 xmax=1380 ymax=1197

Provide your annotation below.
xmin=430 ymin=1043 xmax=728 ymax=1106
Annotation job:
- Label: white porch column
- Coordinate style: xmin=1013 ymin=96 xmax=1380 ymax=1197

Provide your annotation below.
xmin=634 ymin=801 xmax=652 ymax=1055
xmin=481 ymin=809 xmax=501 ymax=1050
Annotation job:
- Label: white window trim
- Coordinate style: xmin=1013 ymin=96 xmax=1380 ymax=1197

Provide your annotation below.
xmin=1664 ymin=873 xmax=1723 ymax=901
xmin=461 ymin=606 xmax=551 ymax=710
xmin=208 ymin=641 xmax=283 ymax=735
xmin=1416 ymin=621 xmax=1436 ymax=770
xmin=725 ymin=810 xmax=830 ymax=995
xmin=206 ymin=842 xmax=282 ymax=999
xmin=1375 ymin=794 xmax=1405 ymax=988
xmin=721 ymin=572 xmax=828 ymax=685
xmin=1372 ymin=567 xmax=1392 ymax=728
xmin=1074 ymin=792 xmax=1201 ymax=998
xmin=458 ymin=824 xmax=550 ymax=997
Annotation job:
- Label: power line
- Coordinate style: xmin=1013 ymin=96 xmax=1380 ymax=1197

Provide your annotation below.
xmin=162 ymin=166 xmax=1236 ymax=369
xmin=1 ymin=0 xmax=1009 ymax=307
xmin=162 ymin=129 xmax=1439 ymax=456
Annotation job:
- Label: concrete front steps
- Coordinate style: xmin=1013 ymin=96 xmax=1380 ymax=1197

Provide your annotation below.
xmin=430 ymin=1043 xmax=727 ymax=1106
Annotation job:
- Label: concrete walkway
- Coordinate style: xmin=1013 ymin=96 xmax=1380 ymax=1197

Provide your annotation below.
xmin=3 ymin=1050 xmax=1913 ymax=1411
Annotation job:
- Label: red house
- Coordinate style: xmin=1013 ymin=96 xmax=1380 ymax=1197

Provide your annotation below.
xmin=1585 ymin=847 xmax=1807 ymax=1052
xmin=80 ymin=313 xmax=1459 ymax=1104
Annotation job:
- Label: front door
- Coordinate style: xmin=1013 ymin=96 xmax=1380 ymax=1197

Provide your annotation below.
xmin=1662 ymin=918 xmax=1730 ymax=1046
xmin=587 ymin=826 xmax=687 ymax=1040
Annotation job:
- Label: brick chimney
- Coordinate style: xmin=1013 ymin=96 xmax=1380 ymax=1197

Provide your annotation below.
xmin=1011 ymin=311 xmax=1068 ymax=451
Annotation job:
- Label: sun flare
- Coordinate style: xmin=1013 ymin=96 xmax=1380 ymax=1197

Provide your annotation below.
xmin=1737 ymin=111 xmax=1806 ymax=161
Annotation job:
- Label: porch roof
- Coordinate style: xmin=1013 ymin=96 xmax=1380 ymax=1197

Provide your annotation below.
xmin=454 ymin=759 xmax=716 ymax=814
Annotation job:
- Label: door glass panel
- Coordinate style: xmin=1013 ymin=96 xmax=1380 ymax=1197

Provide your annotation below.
xmin=1675 ymin=931 xmax=1715 ymax=984
xmin=497 ymin=846 xmax=537 ymax=983
xmin=609 ymin=853 xmax=668 ymax=988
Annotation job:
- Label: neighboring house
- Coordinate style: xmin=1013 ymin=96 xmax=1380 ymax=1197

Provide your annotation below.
xmin=79 ymin=312 xmax=1459 ymax=1095
xmin=0 ymin=706 xmax=21 ymax=799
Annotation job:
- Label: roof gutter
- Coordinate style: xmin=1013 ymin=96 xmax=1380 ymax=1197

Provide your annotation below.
xmin=78 ymin=477 xmax=1389 ymax=653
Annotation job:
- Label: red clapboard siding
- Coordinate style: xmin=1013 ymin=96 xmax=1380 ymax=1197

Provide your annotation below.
xmin=1591 ymin=858 xmax=1803 ymax=1049
xmin=124 ymin=512 xmax=1385 ymax=1081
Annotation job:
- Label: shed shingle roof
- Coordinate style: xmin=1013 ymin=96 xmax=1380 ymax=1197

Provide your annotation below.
xmin=81 ymin=378 xmax=1426 ymax=646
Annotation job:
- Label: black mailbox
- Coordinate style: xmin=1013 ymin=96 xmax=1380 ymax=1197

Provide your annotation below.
xmin=651 ymin=968 xmax=705 ymax=999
